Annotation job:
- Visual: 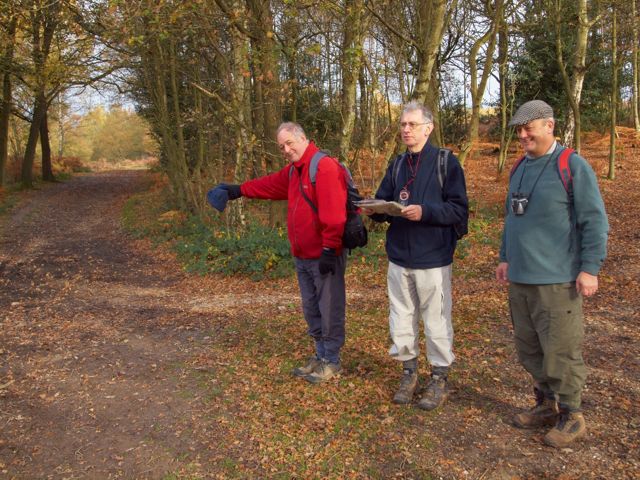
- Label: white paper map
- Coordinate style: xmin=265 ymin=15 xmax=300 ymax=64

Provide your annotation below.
xmin=354 ymin=199 xmax=404 ymax=216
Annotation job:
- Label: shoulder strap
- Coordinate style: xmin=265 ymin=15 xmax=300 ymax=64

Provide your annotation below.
xmin=391 ymin=153 xmax=407 ymax=189
xmin=289 ymin=151 xmax=330 ymax=183
xmin=509 ymin=155 xmax=527 ymax=179
xmin=393 ymin=149 xmax=450 ymax=189
xmin=437 ymin=148 xmax=450 ymax=189
xmin=308 ymin=151 xmax=328 ymax=184
xmin=509 ymin=148 xmax=574 ymax=195
xmin=557 ymin=148 xmax=574 ymax=195
xmin=297 ymin=150 xmax=329 ymax=214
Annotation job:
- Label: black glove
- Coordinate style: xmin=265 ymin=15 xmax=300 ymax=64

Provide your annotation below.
xmin=206 ymin=183 xmax=242 ymax=212
xmin=318 ymin=247 xmax=337 ymax=275
xmin=222 ymin=184 xmax=242 ymax=200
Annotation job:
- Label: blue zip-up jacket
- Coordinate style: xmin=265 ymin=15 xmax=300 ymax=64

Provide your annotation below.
xmin=371 ymin=142 xmax=469 ymax=269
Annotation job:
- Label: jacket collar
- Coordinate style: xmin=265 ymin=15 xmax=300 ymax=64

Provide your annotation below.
xmin=406 ymin=140 xmax=437 ymax=159
xmin=293 ymin=141 xmax=320 ymax=168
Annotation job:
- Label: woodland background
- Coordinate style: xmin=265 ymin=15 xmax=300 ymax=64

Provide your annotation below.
xmin=1 ymin=0 xmax=640 ymax=212
xmin=1 ymin=1 xmax=640 ymax=478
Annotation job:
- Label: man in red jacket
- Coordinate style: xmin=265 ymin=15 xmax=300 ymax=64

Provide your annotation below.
xmin=207 ymin=122 xmax=348 ymax=384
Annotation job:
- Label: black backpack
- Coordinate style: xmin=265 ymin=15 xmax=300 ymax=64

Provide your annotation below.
xmin=391 ymin=148 xmax=468 ymax=240
xmin=289 ymin=151 xmax=368 ymax=250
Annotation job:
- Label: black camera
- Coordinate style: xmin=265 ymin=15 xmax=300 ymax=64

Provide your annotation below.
xmin=511 ymin=193 xmax=529 ymax=215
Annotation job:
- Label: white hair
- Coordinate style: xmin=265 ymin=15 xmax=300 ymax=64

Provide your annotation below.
xmin=276 ymin=122 xmax=306 ymax=138
xmin=401 ymin=101 xmax=434 ymax=124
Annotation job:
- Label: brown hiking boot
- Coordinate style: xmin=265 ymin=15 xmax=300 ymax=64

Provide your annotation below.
xmin=292 ymin=356 xmax=322 ymax=377
xmin=417 ymin=374 xmax=448 ymax=411
xmin=513 ymin=388 xmax=559 ymax=429
xmin=544 ymin=409 xmax=587 ymax=448
xmin=393 ymin=369 xmax=418 ymax=404
xmin=304 ymin=361 xmax=341 ymax=384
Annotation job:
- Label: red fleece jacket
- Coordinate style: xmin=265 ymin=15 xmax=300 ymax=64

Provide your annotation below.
xmin=240 ymin=141 xmax=347 ymax=259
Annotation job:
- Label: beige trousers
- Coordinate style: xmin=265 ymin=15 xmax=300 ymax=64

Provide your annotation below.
xmin=387 ymin=262 xmax=454 ymax=367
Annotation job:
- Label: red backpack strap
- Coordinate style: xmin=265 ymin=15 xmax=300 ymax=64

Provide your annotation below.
xmin=557 ymin=148 xmax=574 ymax=194
xmin=509 ymin=155 xmax=527 ymax=179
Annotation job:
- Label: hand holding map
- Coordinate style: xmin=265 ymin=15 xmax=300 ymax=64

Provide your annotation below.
xmin=354 ymin=199 xmax=404 ymax=216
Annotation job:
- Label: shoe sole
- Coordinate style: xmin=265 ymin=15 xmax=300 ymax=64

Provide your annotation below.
xmin=512 ymin=416 xmax=558 ymax=429
xmin=543 ymin=427 xmax=587 ymax=448
xmin=304 ymin=371 xmax=341 ymax=384
xmin=417 ymin=393 xmax=449 ymax=411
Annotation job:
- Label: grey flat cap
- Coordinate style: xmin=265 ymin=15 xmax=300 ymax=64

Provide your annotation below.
xmin=508 ymin=100 xmax=554 ymax=126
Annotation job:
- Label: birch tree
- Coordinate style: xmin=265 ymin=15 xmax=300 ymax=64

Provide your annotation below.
xmin=608 ymin=2 xmax=618 ymax=180
xmin=632 ymin=0 xmax=639 ymax=132
xmin=458 ymin=0 xmax=503 ymax=166
xmin=550 ymin=0 xmax=600 ymax=152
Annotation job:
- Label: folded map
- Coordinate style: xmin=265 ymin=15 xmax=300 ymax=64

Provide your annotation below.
xmin=354 ymin=199 xmax=404 ymax=216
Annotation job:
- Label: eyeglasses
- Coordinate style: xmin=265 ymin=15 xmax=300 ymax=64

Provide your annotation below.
xmin=399 ymin=121 xmax=430 ymax=130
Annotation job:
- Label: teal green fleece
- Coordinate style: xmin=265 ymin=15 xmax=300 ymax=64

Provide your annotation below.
xmin=499 ymin=145 xmax=608 ymax=284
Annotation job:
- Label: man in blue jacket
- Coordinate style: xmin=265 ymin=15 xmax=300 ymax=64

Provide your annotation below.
xmin=496 ymin=100 xmax=608 ymax=447
xmin=363 ymin=101 xmax=468 ymax=410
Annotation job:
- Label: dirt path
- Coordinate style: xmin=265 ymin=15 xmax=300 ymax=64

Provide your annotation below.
xmin=0 ymin=161 xmax=638 ymax=479
xmin=0 ymin=172 xmax=298 ymax=478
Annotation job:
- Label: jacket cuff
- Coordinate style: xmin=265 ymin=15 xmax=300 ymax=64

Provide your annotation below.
xmin=580 ymin=260 xmax=602 ymax=276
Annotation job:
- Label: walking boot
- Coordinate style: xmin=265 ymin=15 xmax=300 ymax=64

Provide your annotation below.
xmin=392 ymin=358 xmax=418 ymax=404
xmin=513 ymin=387 xmax=559 ymax=429
xmin=292 ymin=356 xmax=322 ymax=377
xmin=304 ymin=360 xmax=341 ymax=384
xmin=544 ymin=405 xmax=586 ymax=448
xmin=417 ymin=366 xmax=449 ymax=411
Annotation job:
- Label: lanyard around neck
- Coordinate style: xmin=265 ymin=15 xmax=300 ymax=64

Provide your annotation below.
xmin=515 ymin=147 xmax=559 ymax=199
xmin=402 ymin=151 xmax=422 ymax=192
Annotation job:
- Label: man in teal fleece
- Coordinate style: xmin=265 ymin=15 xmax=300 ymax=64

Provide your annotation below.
xmin=496 ymin=100 xmax=608 ymax=448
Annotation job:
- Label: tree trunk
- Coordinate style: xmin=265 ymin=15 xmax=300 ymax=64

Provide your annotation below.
xmin=381 ymin=0 xmax=453 ymax=162
xmin=21 ymin=0 xmax=59 ymax=188
xmin=553 ymin=0 xmax=595 ymax=152
xmin=246 ymin=0 xmax=281 ymax=171
xmin=40 ymin=104 xmax=55 ymax=181
xmin=0 ymin=15 xmax=16 ymax=186
xmin=632 ymin=0 xmax=639 ymax=132
xmin=363 ymin=58 xmax=379 ymax=152
xmin=339 ymin=0 xmax=368 ymax=165
xmin=425 ymin=65 xmax=442 ymax=147
xmin=411 ymin=0 xmax=451 ymax=103
xmin=191 ymin=71 xmax=206 ymax=214
xmin=358 ymin=61 xmax=368 ymax=149
xmin=288 ymin=50 xmax=298 ymax=123
xmin=458 ymin=0 xmax=503 ymax=166
xmin=228 ymin=0 xmax=253 ymax=226
xmin=497 ymin=9 xmax=514 ymax=174
xmin=608 ymin=4 xmax=617 ymax=180
xmin=141 ymin=32 xmax=188 ymax=210
xmin=21 ymin=95 xmax=47 ymax=188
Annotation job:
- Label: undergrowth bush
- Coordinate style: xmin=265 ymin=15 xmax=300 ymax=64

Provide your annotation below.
xmin=123 ymin=185 xmax=496 ymax=281
xmin=174 ymin=218 xmax=292 ymax=279
xmin=122 ymin=189 xmax=293 ymax=280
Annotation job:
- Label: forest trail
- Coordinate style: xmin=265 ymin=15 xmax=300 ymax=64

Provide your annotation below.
xmin=0 ymin=172 xmax=298 ymax=478
xmin=0 ymin=148 xmax=639 ymax=479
